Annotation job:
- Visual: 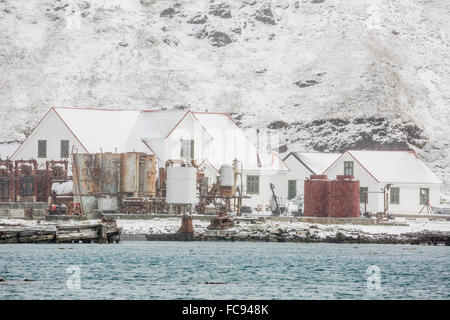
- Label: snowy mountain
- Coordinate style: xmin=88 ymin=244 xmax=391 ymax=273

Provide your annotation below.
xmin=0 ymin=0 xmax=449 ymax=197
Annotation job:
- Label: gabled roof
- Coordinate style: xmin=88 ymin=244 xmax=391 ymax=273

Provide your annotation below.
xmin=52 ymin=107 xmax=212 ymax=153
xmin=198 ymin=159 xmax=220 ymax=175
xmin=326 ymin=150 xmax=443 ymax=185
xmin=285 ymin=152 xmax=341 ymax=174
xmin=54 ymin=107 xmax=142 ymax=153
xmin=194 ymin=112 xmax=289 ymax=172
xmin=12 ymin=107 xmax=289 ymax=173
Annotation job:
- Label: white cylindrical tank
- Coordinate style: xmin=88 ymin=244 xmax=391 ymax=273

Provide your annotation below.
xmin=166 ymin=167 xmax=197 ymax=204
xmin=234 ymin=161 xmax=243 ymax=173
xmin=97 ymin=196 xmax=118 ymax=211
xmin=219 ymin=164 xmax=234 ymax=187
xmin=51 ymin=181 xmax=73 ymax=195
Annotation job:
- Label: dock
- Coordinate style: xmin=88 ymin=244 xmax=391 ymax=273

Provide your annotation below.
xmin=0 ymin=221 xmax=121 ymax=244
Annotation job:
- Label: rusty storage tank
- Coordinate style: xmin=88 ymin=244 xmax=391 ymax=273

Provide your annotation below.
xmin=138 ymin=154 xmax=157 ymax=196
xmin=72 ymin=153 xmax=102 ymax=195
xmin=303 ymin=175 xmax=331 ymax=217
xmin=330 ymin=175 xmax=360 ymax=218
xmin=101 ymin=153 xmax=121 ymax=194
xmin=72 ymin=153 xmax=102 ymax=214
xmin=120 ymin=152 xmax=140 ymax=194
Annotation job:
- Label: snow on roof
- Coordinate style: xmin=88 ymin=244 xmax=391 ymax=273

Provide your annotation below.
xmin=54 ymin=107 xmax=142 ymax=153
xmin=346 ymin=150 xmax=443 ymax=184
xmin=125 ymin=110 xmax=190 ymax=152
xmin=54 ymin=108 xmax=196 ymax=153
xmin=258 ymin=150 xmax=290 ymax=172
xmin=135 ymin=110 xmax=189 ymax=139
xmin=49 ymin=108 xmax=288 ymax=172
xmin=194 ymin=112 xmax=288 ymax=172
xmin=290 ymin=152 xmax=341 ymax=174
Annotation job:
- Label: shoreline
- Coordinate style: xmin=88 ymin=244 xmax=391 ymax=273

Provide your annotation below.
xmin=2 ymin=216 xmax=450 ymax=246
xmin=135 ymin=231 xmax=450 ymax=246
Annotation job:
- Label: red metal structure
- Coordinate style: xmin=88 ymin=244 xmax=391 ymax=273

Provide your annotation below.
xmin=35 ymin=160 xmax=70 ymax=202
xmin=304 ymin=175 xmax=360 ymax=218
xmin=303 ymin=175 xmax=331 ymax=217
xmin=0 ymin=159 xmax=14 ymax=202
xmin=14 ymin=160 xmax=38 ymax=202
xmin=0 ymin=159 xmax=70 ymax=203
xmin=330 ymin=175 xmax=360 ymax=218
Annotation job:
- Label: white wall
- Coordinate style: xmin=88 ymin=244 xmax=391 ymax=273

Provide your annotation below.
xmin=325 ymin=152 xmax=442 ymax=214
xmin=324 ymin=152 xmax=381 ymax=213
xmin=165 ymin=113 xmax=210 ymax=164
xmin=10 ymin=109 xmax=86 ymax=169
xmin=242 ymin=170 xmax=288 ymax=212
xmin=387 ymin=183 xmax=441 ymax=214
xmin=199 ymin=161 xmax=219 ymax=188
xmin=284 ymin=154 xmax=314 ymax=198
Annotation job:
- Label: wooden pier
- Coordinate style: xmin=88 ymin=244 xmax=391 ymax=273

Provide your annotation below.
xmin=0 ymin=222 xmax=121 ymax=244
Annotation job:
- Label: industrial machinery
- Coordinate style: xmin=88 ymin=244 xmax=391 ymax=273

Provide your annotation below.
xmin=0 ymin=159 xmax=72 ymax=212
xmin=15 ymin=160 xmax=38 ymax=202
xmin=121 ymin=197 xmax=151 ymax=214
xmin=207 ymin=210 xmax=235 ymax=230
xmin=270 ymin=183 xmax=281 ymax=216
xmin=0 ymin=159 xmax=14 ymax=202
xmin=37 ymin=160 xmax=69 ymax=202
xmin=72 ymin=152 xmax=157 ymax=215
xmin=198 ymin=159 xmax=249 ymax=216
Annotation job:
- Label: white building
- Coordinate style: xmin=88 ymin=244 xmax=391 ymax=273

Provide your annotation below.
xmin=323 ymin=150 xmax=443 ymax=214
xmin=10 ymin=107 xmax=289 ymax=211
xmin=283 ymin=152 xmax=340 ymax=200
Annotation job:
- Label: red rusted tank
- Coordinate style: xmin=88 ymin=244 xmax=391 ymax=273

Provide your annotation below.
xmin=304 ymin=175 xmax=331 ymax=217
xmin=330 ymin=175 xmax=360 ymax=218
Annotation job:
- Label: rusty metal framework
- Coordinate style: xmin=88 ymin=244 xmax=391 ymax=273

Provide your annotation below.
xmin=196 ymin=160 xmax=249 ymax=216
xmin=0 ymin=159 xmax=14 ymax=202
xmin=0 ymin=159 xmax=70 ymax=205
xmin=14 ymin=160 xmax=38 ymax=202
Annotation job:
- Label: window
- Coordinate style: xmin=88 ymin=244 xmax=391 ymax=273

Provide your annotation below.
xmin=246 ymin=175 xmax=260 ymax=195
xmin=38 ymin=140 xmax=47 ymax=158
xmin=360 ymin=187 xmax=368 ymax=204
xmin=288 ymin=180 xmax=297 ymax=200
xmin=180 ymin=139 xmax=194 ymax=160
xmin=344 ymin=161 xmax=354 ymax=176
xmin=390 ymin=187 xmax=400 ymax=204
xmin=60 ymin=140 xmax=69 ymax=158
xmin=420 ymin=188 xmax=430 ymax=205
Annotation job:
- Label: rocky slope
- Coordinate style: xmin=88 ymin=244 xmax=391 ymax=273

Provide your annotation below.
xmin=0 ymin=0 xmax=449 ymax=196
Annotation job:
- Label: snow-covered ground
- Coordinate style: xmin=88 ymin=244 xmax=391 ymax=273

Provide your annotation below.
xmin=113 ymin=217 xmax=450 ymax=237
xmin=2 ymin=216 xmax=449 ymax=241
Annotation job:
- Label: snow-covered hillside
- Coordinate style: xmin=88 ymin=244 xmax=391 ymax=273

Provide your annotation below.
xmin=0 ymin=0 xmax=449 ymax=196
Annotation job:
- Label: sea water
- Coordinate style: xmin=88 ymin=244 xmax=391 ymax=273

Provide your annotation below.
xmin=0 ymin=242 xmax=449 ymax=300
